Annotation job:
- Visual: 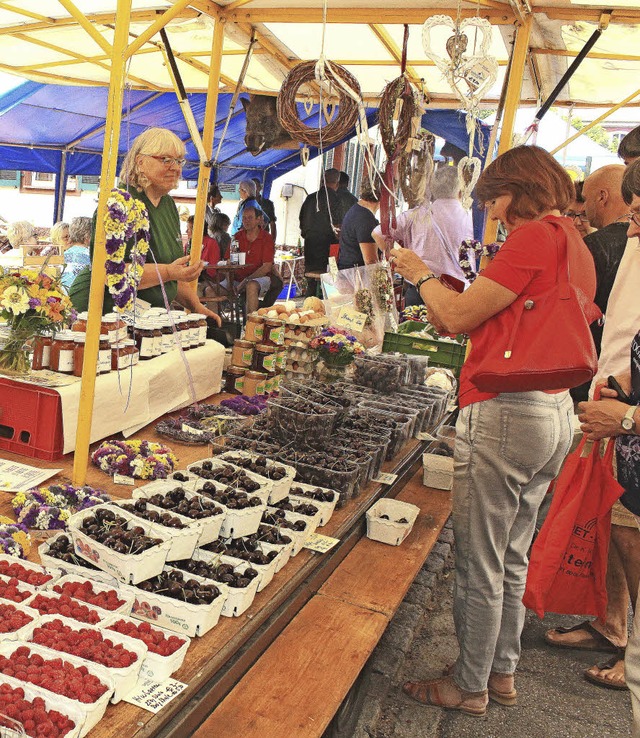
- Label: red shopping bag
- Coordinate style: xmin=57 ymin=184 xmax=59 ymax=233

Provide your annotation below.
xmin=523 ymin=437 xmax=623 ymax=620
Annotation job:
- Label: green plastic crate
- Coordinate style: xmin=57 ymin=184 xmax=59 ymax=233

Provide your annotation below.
xmin=382 ymin=321 xmax=467 ymax=376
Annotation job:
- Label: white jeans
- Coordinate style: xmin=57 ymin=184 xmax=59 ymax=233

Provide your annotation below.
xmin=452 ymin=390 xmax=575 ymax=692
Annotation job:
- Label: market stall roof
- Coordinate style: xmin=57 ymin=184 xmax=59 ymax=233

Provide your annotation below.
xmin=0 ymin=2 xmax=639 ymax=110
xmin=0 ymin=81 xmax=490 ymax=191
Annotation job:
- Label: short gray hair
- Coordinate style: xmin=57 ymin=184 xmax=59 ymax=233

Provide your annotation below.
xmin=238 ymin=179 xmax=256 ymax=198
xmin=69 ymin=216 xmax=92 ymax=245
xmin=50 ymin=221 xmax=69 ymax=245
xmin=119 ymin=127 xmax=185 ymax=190
xmin=431 ymin=166 xmax=461 ymax=200
xmin=6 ymin=220 xmax=36 ymax=248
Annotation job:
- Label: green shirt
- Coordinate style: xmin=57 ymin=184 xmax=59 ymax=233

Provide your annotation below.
xmin=69 ymin=189 xmax=183 ymax=313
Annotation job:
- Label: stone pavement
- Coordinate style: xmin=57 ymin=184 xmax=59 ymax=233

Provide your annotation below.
xmin=352 ymin=520 xmax=633 ymax=738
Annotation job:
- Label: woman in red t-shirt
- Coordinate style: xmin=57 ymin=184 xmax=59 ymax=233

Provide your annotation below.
xmin=392 ymin=146 xmax=598 ymax=716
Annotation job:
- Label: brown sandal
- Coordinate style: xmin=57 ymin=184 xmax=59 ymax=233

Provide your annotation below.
xmin=442 ymin=663 xmax=517 ymax=706
xmin=584 ymin=651 xmax=628 ymax=691
xmin=402 ymin=676 xmax=488 ymax=717
xmin=544 ymin=621 xmax=618 ymax=653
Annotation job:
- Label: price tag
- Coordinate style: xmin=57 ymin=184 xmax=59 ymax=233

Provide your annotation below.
xmin=182 ymin=423 xmax=205 ymax=436
xmin=303 ymin=533 xmax=340 ymax=553
xmin=328 ymin=256 xmax=339 ymax=279
xmin=416 ymin=432 xmax=436 ymax=442
xmin=336 ymin=306 xmax=367 ymax=333
xmin=372 ymin=472 xmax=398 ymax=485
xmin=393 ymin=98 xmax=404 ymax=121
xmin=113 ymin=473 xmax=135 ymax=486
xmin=134 ymin=297 xmax=151 ymax=315
xmin=123 ymin=678 xmax=187 ymax=713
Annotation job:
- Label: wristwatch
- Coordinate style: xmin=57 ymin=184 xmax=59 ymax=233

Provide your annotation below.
xmin=621 ymin=405 xmax=637 ymax=432
xmin=415 ymin=273 xmax=439 ymax=292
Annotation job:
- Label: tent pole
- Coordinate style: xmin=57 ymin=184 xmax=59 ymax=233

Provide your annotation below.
xmin=53 ymin=150 xmax=68 ymax=223
xmin=189 ymin=16 xmax=225 ymax=271
xmin=483 ymin=16 xmax=532 ymax=246
xmin=550 ymin=87 xmax=640 ymax=155
xmin=72 ymin=0 xmax=131 ymax=486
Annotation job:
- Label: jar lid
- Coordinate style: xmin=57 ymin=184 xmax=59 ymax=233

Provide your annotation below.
xmin=227 ymin=366 xmax=247 ymax=375
xmin=73 ymin=333 xmax=86 ymax=343
xmin=54 ymin=330 xmax=75 ymax=340
xmin=235 ymin=339 xmax=254 ymax=348
xmin=114 ymin=339 xmax=136 ymax=348
xmin=247 ymin=313 xmax=264 ymax=322
xmin=75 ymin=312 xmax=88 ymax=320
xmin=255 ymin=343 xmax=276 ymax=352
xmin=245 ymin=370 xmax=267 ymax=379
xmin=187 ymin=314 xmax=201 ymax=322
xmin=101 ymin=316 xmax=117 ymax=324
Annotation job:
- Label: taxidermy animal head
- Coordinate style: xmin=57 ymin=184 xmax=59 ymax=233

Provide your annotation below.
xmin=241 ymin=94 xmax=296 ymax=155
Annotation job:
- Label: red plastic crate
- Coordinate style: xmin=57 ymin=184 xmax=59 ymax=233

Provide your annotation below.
xmin=0 ymin=377 xmax=64 ymax=460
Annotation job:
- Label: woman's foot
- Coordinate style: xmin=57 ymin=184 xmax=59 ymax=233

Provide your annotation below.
xmin=488 ymin=672 xmax=517 ymax=706
xmin=584 ymin=653 xmax=628 ymax=691
xmin=402 ymin=675 xmax=488 ymax=717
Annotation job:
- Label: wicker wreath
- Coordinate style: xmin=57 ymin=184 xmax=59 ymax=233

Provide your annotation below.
xmin=277 ymin=60 xmax=361 ymax=148
xmin=379 ymin=75 xmax=420 ymax=159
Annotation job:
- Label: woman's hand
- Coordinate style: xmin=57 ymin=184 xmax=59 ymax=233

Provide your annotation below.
xmin=166 ymin=255 xmax=204 ymax=282
xmin=193 ymin=302 xmax=222 ymax=327
xmin=578 ymin=398 xmax=629 ymax=440
xmin=389 ymin=247 xmax=431 ymax=285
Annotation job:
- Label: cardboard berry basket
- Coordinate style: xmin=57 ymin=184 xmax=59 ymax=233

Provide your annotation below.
xmin=67 ymin=504 xmax=172 ymax=585
xmin=132 ymin=481 xmax=225 ymax=546
xmin=38 ymin=533 xmax=119 ymax=587
xmin=187 ymin=550 xmax=261 ymax=617
xmin=0 ymin=573 xmax=39 ymax=603
xmin=0 ymin=600 xmax=40 ymax=643
xmin=213 ymin=450 xmax=297 ymax=504
xmin=219 ymin=549 xmax=278 ymax=593
xmin=100 ymin=612 xmax=190 ymax=683
xmin=0 ymin=554 xmax=61 ymax=590
xmin=20 ymin=613 xmax=147 ymax=704
xmin=22 ymin=590 xmax=115 ymax=626
xmin=45 ymin=574 xmax=135 ymax=616
xmin=253 ymin=525 xmax=295 ymax=572
xmin=113 ymin=499 xmax=202 ymax=562
xmin=0 ymin=641 xmax=115 ymax=736
xmin=366 ymin=499 xmax=420 ymax=546
xmin=266 ymin=504 xmax=319 ymax=545
xmin=187 ymin=458 xmax=275 ymax=504
xmin=287 ymin=482 xmax=339 ymax=527
xmin=190 ymin=480 xmax=266 ymax=539
xmin=0 ymin=674 xmax=85 ymax=738
xmin=125 ymin=568 xmax=228 ymax=638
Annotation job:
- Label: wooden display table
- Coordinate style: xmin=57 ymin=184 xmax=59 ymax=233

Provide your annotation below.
xmin=0 ymin=397 xmax=451 ymax=738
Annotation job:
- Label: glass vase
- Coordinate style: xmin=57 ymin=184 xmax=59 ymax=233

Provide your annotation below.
xmin=0 ymin=326 xmax=32 ymax=375
xmin=315 ymin=359 xmax=352 ymax=384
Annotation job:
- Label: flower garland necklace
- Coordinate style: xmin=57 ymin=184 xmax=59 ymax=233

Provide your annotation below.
xmin=11 ymin=484 xmax=111 ymax=531
xmin=0 ymin=517 xmax=32 ymax=558
xmin=91 ymin=439 xmax=177 ymax=479
xmin=105 ymin=188 xmax=151 ymax=312
xmin=458 ymin=239 xmax=501 ymax=283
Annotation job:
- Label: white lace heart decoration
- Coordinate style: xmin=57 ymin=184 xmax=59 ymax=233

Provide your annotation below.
xmin=422 ymin=16 xmax=498 ymax=108
xmin=457 ymin=156 xmax=481 ymax=210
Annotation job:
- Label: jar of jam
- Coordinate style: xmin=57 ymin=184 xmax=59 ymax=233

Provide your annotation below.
xmin=244 ymin=313 xmax=265 ymax=343
xmin=148 ymin=319 xmax=163 ymax=357
xmin=187 ymin=314 xmax=201 ymax=348
xmin=50 ymin=331 xmax=75 ymax=374
xmin=158 ymin=318 xmax=174 ymax=353
xmin=31 ymin=336 xmax=53 ymax=370
xmin=271 ymin=372 xmax=282 ymax=393
xmin=134 ymin=322 xmax=156 ymax=360
xmin=98 ymin=337 xmax=112 ymax=374
xmin=232 ymin=339 xmax=254 ymax=368
xmin=196 ymin=316 xmax=208 ymax=346
xmin=176 ymin=316 xmax=190 ymax=350
xmin=101 ymin=315 xmax=118 ymax=343
xmin=71 ymin=311 xmax=88 ymax=332
xmin=73 ymin=333 xmax=86 ymax=377
xmin=111 ymin=340 xmax=139 ymax=370
xmin=224 ymin=366 xmax=246 ymax=394
xmin=253 ymin=343 xmax=277 ymax=373
xmin=264 ymin=371 xmax=276 ymax=394
xmin=275 ymin=349 xmax=286 ymax=372
xmin=243 ymin=370 xmax=267 ymax=397
xmin=263 ymin=318 xmax=285 ymax=346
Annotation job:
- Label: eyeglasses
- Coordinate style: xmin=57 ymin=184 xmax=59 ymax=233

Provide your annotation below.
xmin=626 ymin=211 xmax=640 ymax=227
xmin=144 ymin=155 xmax=185 ymax=167
xmin=564 ymin=211 xmax=589 ymax=223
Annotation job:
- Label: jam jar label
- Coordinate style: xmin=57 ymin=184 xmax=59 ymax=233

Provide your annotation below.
xmin=57 ymin=349 xmax=74 ymax=372
xmin=249 ymin=323 xmax=264 ymax=342
xmin=263 ymin=354 xmax=276 ymax=372
xmin=234 ymin=376 xmax=245 ymax=393
xmin=116 ymin=352 xmax=132 ymax=370
xmin=98 ymin=349 xmax=111 ymax=373
xmin=140 ymin=335 xmax=154 ymax=358
xmin=242 ymin=349 xmax=253 ymax=366
xmin=267 ymin=325 xmax=285 ymax=344
xmin=42 ymin=344 xmax=51 ymax=368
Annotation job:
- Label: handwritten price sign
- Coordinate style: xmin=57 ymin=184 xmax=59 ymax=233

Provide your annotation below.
xmin=336 ymin=306 xmax=368 ymax=333
xmin=124 ymin=678 xmax=187 ymax=713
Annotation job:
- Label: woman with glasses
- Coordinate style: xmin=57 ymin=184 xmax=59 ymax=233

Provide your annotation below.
xmin=230 ymin=179 xmax=266 ymax=236
xmin=69 ymin=127 xmax=220 ymax=324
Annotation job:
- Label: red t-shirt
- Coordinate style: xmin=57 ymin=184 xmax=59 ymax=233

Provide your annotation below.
xmin=235 ymin=228 xmax=275 ymax=280
xmin=201 ymin=235 xmax=221 ymax=277
xmin=459 ymin=215 xmax=597 ymax=409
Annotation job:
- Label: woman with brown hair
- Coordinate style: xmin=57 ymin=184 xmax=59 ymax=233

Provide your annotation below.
xmin=391 ymin=145 xmax=597 ymax=716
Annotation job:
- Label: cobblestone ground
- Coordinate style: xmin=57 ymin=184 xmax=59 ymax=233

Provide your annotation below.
xmin=352 ymin=519 xmax=633 ymax=738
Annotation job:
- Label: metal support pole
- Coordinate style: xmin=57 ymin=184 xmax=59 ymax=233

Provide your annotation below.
xmin=53 ymin=150 xmax=67 ymax=223
xmin=190 ymin=16 xmax=225 ymax=272
xmin=72 ymin=0 xmax=131 ymax=486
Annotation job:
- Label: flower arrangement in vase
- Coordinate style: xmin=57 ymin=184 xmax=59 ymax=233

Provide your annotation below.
xmin=0 ymin=266 xmax=74 ymax=374
xmin=309 ymin=326 xmax=365 ymax=382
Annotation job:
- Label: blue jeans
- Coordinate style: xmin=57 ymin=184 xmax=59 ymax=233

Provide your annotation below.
xmin=452 ymin=391 xmax=574 ymax=692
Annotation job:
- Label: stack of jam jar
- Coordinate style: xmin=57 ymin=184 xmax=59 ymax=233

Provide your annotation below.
xmin=224 ymin=312 xmax=287 ymax=396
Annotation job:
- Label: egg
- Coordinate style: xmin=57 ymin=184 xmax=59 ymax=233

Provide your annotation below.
xmin=288 ymin=313 xmax=300 ymax=323
xmin=267 ymin=309 xmax=279 ymax=318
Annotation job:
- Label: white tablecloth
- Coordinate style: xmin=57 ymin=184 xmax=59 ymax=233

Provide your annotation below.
xmin=58 ymin=341 xmax=225 ymax=453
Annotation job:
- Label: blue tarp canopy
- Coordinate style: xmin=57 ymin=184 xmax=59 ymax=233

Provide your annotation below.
xmin=0 ymin=81 xmax=490 ymax=235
